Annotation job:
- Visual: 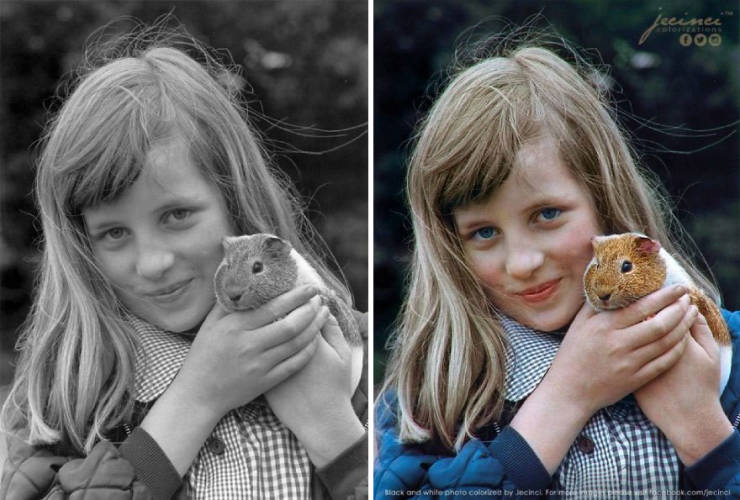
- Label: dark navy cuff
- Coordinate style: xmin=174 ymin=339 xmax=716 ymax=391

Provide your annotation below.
xmin=316 ymin=432 xmax=368 ymax=500
xmin=684 ymin=430 xmax=740 ymax=489
xmin=488 ymin=426 xmax=551 ymax=490
xmin=119 ymin=427 xmax=182 ymax=500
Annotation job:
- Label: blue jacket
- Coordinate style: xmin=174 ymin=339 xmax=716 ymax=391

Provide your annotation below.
xmin=374 ymin=310 xmax=740 ymax=499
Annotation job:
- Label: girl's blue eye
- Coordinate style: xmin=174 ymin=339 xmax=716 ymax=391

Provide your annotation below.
xmin=474 ymin=227 xmax=497 ymax=240
xmin=538 ymin=207 xmax=561 ymax=221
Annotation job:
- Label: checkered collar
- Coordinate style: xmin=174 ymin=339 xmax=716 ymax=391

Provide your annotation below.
xmin=125 ymin=312 xmax=192 ymax=403
xmin=498 ymin=312 xmax=565 ymax=402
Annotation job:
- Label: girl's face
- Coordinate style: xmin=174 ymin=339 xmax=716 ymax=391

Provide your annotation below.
xmin=83 ymin=135 xmax=233 ymax=333
xmin=453 ymin=136 xmax=602 ymax=332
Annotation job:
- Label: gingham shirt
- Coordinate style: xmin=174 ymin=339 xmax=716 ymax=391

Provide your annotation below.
xmin=499 ymin=313 xmax=680 ymax=499
xmin=127 ymin=313 xmax=312 ymax=500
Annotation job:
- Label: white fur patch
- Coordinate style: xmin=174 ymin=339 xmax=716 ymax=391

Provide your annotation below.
xmin=290 ymin=249 xmax=326 ymax=288
xmin=350 ymin=346 xmax=363 ymax=394
xmin=720 ymin=345 xmax=732 ymax=395
xmin=659 ymin=248 xmax=695 ymax=288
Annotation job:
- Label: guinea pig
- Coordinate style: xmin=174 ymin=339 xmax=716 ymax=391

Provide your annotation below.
xmin=584 ymin=232 xmax=731 ymax=392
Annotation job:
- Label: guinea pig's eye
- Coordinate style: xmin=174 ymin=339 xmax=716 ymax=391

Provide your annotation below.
xmin=252 ymin=261 xmax=263 ymax=274
xmin=621 ymin=260 xmax=633 ymax=273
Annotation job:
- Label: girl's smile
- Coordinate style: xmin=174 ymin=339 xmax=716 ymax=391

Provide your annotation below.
xmin=83 ymin=135 xmax=233 ymax=332
xmin=142 ymin=277 xmax=194 ymax=303
xmin=453 ymin=135 xmax=603 ymax=332
xmin=516 ymin=278 xmax=561 ymax=303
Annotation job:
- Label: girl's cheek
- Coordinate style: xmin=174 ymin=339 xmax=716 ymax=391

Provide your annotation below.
xmin=95 ymin=250 xmax=131 ymax=282
xmin=469 ymin=252 xmax=504 ymax=290
xmin=563 ymin=218 xmax=599 ymax=258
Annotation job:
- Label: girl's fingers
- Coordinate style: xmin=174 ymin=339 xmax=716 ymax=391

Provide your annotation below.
xmin=691 ymin=313 xmax=719 ymax=358
xmin=200 ymin=300 xmax=229 ymax=331
xmin=613 ymin=285 xmax=687 ymax=329
xmin=232 ymin=285 xmax=320 ymax=329
xmin=322 ymin=314 xmax=350 ymax=361
xmin=634 ymin=329 xmax=690 ymax=386
xmin=251 ymin=295 xmax=322 ymax=348
xmin=572 ymin=300 xmax=597 ymax=325
xmin=632 ymin=305 xmax=696 ymax=366
xmin=266 ymin=335 xmax=321 ymax=387
xmin=626 ymin=294 xmax=691 ymax=349
xmin=263 ymin=306 xmax=329 ymax=364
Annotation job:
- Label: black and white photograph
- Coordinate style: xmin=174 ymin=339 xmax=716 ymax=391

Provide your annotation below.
xmin=0 ymin=2 xmax=368 ymax=498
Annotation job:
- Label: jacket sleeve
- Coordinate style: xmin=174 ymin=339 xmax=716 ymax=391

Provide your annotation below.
xmin=683 ymin=430 xmax=740 ymax=498
xmin=316 ymin=433 xmax=368 ymax=500
xmin=1 ymin=428 xmax=180 ymax=500
xmin=373 ymin=391 xmax=551 ymax=499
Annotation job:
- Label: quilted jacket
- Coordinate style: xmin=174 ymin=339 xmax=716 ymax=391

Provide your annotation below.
xmin=374 ymin=310 xmax=740 ymax=499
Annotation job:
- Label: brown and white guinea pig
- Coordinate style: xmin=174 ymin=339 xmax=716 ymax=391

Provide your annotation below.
xmin=584 ymin=232 xmax=732 ymax=393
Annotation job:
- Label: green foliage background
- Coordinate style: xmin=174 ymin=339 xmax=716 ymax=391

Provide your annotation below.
xmin=0 ymin=0 xmax=368 ymax=386
xmin=374 ymin=0 xmax=739 ymax=383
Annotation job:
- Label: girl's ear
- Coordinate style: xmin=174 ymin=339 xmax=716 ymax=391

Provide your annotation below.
xmin=635 ymin=236 xmax=661 ymax=254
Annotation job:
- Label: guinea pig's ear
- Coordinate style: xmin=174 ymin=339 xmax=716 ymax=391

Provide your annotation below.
xmin=635 ymin=236 xmax=661 ymax=255
xmin=222 ymin=236 xmax=240 ymax=253
xmin=590 ymin=235 xmax=605 ymax=251
xmin=264 ymin=236 xmax=291 ymax=258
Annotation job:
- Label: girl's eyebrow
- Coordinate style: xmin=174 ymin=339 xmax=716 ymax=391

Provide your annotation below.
xmin=453 ymin=207 xmax=494 ymax=232
xmin=86 ymin=220 xmax=118 ymax=235
xmin=155 ymin=196 xmax=202 ymax=212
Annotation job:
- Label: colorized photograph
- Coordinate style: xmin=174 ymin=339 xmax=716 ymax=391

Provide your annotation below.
xmin=374 ymin=0 xmax=738 ymax=497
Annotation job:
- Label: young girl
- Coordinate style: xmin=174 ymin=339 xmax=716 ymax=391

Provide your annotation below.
xmin=0 ymin=25 xmax=367 ymax=500
xmin=375 ymin=42 xmax=740 ymax=498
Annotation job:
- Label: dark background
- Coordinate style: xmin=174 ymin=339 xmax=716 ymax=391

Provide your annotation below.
xmin=0 ymin=0 xmax=368 ymax=388
xmin=374 ymin=0 xmax=739 ymax=382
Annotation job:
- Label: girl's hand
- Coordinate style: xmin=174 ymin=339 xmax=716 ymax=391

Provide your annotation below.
xmin=142 ymin=285 xmax=326 ymax=475
xmin=511 ymin=285 xmax=693 ymax=474
xmin=174 ymin=284 xmax=328 ymax=419
xmin=635 ymin=312 xmax=734 ymax=465
xmin=265 ymin=314 xmax=364 ymax=467
xmin=548 ymin=284 xmax=695 ymax=417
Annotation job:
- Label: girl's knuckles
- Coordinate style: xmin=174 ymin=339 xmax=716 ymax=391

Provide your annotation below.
xmin=613 ymin=360 xmax=632 ymax=378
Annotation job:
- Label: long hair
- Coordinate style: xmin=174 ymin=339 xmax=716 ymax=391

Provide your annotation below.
xmin=382 ymin=41 xmax=721 ymax=451
xmin=1 ymin=21 xmax=352 ymax=455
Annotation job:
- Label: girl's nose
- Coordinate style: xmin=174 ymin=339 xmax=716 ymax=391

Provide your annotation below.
xmin=135 ymin=243 xmax=175 ymax=280
xmin=505 ymin=245 xmax=544 ymax=279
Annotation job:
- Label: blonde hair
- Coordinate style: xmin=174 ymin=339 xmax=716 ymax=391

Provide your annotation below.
xmin=1 ymin=21 xmax=352 ymax=454
xmin=382 ymin=41 xmax=720 ymax=451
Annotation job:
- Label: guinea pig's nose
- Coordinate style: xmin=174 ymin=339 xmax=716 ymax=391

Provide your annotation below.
xmin=599 ymin=293 xmax=611 ymax=301
xmin=229 ymin=292 xmax=243 ymax=303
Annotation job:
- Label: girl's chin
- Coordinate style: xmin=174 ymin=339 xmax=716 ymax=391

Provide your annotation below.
xmin=159 ymin=314 xmax=204 ymax=334
xmin=134 ymin=307 xmax=206 ymax=334
xmin=508 ymin=307 xmax=572 ymax=332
